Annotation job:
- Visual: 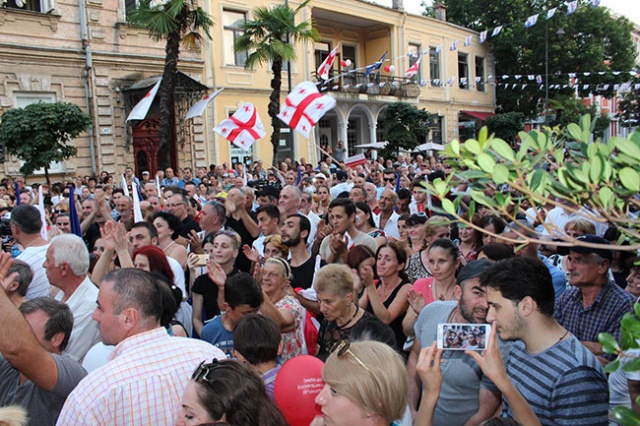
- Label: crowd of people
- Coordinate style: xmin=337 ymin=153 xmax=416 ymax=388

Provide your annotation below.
xmin=0 ymin=150 xmax=637 ymax=426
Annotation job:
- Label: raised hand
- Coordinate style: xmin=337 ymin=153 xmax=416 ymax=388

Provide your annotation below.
xmin=408 ymin=288 xmax=426 ymax=315
xmin=242 ymin=244 xmax=260 ymax=263
xmin=188 ymin=230 xmax=203 ymax=254
xmin=207 ymin=258 xmax=227 ymax=288
xmin=416 ymin=341 xmax=443 ymax=394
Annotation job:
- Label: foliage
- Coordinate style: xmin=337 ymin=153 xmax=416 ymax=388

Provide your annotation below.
xmin=234 ymin=0 xmax=319 ymax=162
xmin=437 ymin=0 xmax=636 ymax=119
xmin=618 ymin=66 xmax=640 ymax=129
xmin=0 ymin=102 xmax=91 ymax=185
xmin=486 ymin=112 xmax=525 ymax=144
xmin=426 ymin=114 xmax=640 ymax=250
xmin=379 ymin=102 xmax=431 ymax=160
xmin=599 ymin=304 xmax=640 ymax=425
xmin=548 ymin=96 xmax=610 ymax=139
xmin=128 ymin=0 xmax=213 ymax=169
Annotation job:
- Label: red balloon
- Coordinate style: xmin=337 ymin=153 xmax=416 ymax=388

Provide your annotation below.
xmin=274 ymin=355 xmax=325 ymax=426
xmin=340 ymin=60 xmax=348 ymax=67
xmin=383 ymin=65 xmax=391 ymax=72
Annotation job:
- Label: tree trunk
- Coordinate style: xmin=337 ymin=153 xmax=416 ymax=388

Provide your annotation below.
xmin=44 ymin=165 xmax=50 ymax=187
xmin=158 ymin=6 xmax=188 ymax=170
xmin=269 ymin=59 xmax=283 ymax=164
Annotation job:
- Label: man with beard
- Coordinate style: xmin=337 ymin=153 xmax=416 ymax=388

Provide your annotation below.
xmin=407 ymin=260 xmax=509 ymax=425
xmin=281 ymin=214 xmax=320 ymax=290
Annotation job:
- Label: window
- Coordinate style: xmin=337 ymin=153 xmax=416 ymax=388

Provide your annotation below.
xmin=475 ymin=56 xmax=485 ymax=92
xmin=429 ymin=116 xmax=444 ymax=144
xmin=315 ymin=41 xmax=332 ymax=78
xmin=343 ymin=45 xmax=357 ymax=71
xmin=408 ymin=44 xmax=421 ymax=83
xmin=223 ymin=10 xmax=247 ymax=66
xmin=458 ymin=53 xmax=469 ymax=89
xmin=4 ymin=0 xmax=54 ymax=13
xmin=14 ymin=93 xmax=65 ymax=173
xmin=429 ymin=46 xmax=440 ymax=84
xmin=347 ymin=119 xmax=358 ymax=156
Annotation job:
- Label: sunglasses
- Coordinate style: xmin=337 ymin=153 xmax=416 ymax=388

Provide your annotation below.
xmin=383 ymin=177 xmax=397 ymax=183
xmin=330 ymin=340 xmax=371 ymax=373
xmin=192 ymin=359 xmax=221 ymax=383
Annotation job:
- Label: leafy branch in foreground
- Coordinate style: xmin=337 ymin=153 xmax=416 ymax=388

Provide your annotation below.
xmin=426 ymin=114 xmax=640 ymax=251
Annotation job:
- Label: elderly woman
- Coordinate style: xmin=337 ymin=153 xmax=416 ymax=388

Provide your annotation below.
xmin=259 ymin=257 xmax=305 ymax=361
xmin=315 ymin=264 xmax=375 ymax=361
xmin=313 ymin=340 xmax=408 ymax=426
xmin=176 ymin=359 xmax=287 ymax=426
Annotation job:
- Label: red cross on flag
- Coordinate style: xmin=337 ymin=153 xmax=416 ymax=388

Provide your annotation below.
xmin=278 ymin=81 xmax=336 ymax=139
xmin=404 ymin=56 xmax=421 ymax=78
xmin=214 ymin=103 xmax=266 ymax=151
xmin=317 ymin=44 xmax=339 ymax=81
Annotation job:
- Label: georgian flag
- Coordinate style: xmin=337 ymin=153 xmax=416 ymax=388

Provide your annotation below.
xmin=404 ymin=57 xmax=421 ymax=78
xmin=345 ymin=154 xmax=368 ymax=168
xmin=492 ymin=26 xmax=503 ymax=37
xmin=525 ymin=14 xmax=539 ymax=28
xmin=317 ymin=44 xmax=339 ymax=81
xmin=186 ymin=87 xmax=225 ymax=119
xmin=547 ymin=7 xmax=557 ymax=19
xmin=214 ymin=103 xmax=266 ymax=151
xmin=479 ymin=31 xmax=488 ymax=44
xmin=566 ymin=1 xmax=577 ymax=15
xmin=126 ymin=79 xmax=161 ymax=121
xmin=278 ymin=81 xmax=337 ymax=139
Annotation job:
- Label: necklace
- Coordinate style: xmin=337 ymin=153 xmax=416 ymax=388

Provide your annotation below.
xmin=433 ymin=282 xmax=455 ymax=301
xmin=337 ymin=304 xmax=359 ymax=329
xmin=23 ymin=238 xmax=42 ymax=249
xmin=558 ymin=329 xmax=569 ymax=342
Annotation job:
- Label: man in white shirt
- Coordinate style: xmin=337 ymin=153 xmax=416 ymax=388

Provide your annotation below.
xmin=374 ymin=189 xmax=400 ymax=238
xmin=11 ymin=205 xmax=50 ymax=299
xmin=45 ymin=234 xmax=100 ymax=363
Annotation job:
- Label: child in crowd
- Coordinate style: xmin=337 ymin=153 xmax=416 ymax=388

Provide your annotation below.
xmin=200 ymin=273 xmax=263 ymax=357
xmin=233 ymin=314 xmax=283 ymax=400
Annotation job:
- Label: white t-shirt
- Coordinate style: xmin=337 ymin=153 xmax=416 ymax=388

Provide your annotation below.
xmin=17 ymin=244 xmax=50 ymax=299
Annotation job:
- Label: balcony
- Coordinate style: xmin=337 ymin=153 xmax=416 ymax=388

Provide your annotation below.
xmin=317 ymin=71 xmax=421 ymax=99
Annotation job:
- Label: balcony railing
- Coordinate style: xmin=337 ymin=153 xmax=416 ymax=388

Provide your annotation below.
xmin=316 ymin=71 xmax=421 ymax=98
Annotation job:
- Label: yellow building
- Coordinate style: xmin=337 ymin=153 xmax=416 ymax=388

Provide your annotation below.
xmin=206 ymin=0 xmax=496 ymax=168
xmin=0 ymin=0 xmax=495 ymax=178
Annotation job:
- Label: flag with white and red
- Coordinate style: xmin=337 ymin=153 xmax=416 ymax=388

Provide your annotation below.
xmin=186 ymin=87 xmax=225 ymax=119
xmin=405 ymin=56 xmax=421 ymax=78
xmin=317 ymin=44 xmax=340 ymax=81
xmin=345 ymin=154 xmax=368 ymax=168
xmin=126 ymin=79 xmax=161 ymax=121
xmin=278 ymin=81 xmax=336 ymax=139
xmin=214 ymin=103 xmax=266 ymax=151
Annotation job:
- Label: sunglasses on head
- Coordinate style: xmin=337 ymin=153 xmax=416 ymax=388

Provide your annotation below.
xmin=192 ymin=359 xmax=222 ymax=384
xmin=330 ymin=339 xmax=371 ymax=373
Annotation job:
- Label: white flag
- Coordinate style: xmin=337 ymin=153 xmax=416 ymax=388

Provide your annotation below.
xmin=186 ymin=87 xmax=225 ymax=119
xmin=121 ymin=174 xmax=130 ymax=198
xmin=214 ymin=103 xmax=266 ymax=151
xmin=126 ymin=79 xmax=161 ymax=121
xmin=132 ymin=181 xmax=143 ymax=223
xmin=317 ymin=44 xmax=339 ymax=81
xmin=37 ymin=185 xmax=47 ymax=241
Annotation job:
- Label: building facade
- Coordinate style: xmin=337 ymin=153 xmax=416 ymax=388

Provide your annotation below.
xmin=0 ymin=0 xmax=495 ymax=179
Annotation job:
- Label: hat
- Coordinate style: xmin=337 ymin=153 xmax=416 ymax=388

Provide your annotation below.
xmin=457 ymin=259 xmax=494 ymax=285
xmin=556 ymin=234 xmax=613 ymax=261
xmin=256 ymin=185 xmax=280 ymax=199
xmin=314 ymin=173 xmax=326 ymax=180
xmin=336 ymin=170 xmax=348 ymax=182
xmin=142 ymin=171 xmax=150 ymax=175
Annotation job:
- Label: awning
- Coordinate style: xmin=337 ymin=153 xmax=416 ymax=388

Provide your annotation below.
xmin=124 ymin=71 xmax=209 ymax=94
xmin=461 ymin=110 xmax=495 ymax=121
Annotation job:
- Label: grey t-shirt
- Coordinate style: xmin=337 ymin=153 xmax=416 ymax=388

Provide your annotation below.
xmin=414 ymin=301 xmax=509 ymax=426
xmin=0 ymin=353 xmax=87 ymax=426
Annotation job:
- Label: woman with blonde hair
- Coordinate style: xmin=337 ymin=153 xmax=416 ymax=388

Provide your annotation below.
xmin=313 ymin=340 xmax=408 ymax=426
xmin=405 ymin=216 xmax=451 ymax=283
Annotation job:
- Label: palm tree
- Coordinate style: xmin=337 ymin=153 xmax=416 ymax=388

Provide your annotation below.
xmin=234 ymin=0 xmax=319 ymax=161
xmin=128 ymin=0 xmax=213 ymax=169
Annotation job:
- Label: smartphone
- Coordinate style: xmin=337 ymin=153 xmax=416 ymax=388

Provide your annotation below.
xmin=194 ymin=254 xmax=209 ymax=266
xmin=437 ymin=323 xmax=491 ymax=350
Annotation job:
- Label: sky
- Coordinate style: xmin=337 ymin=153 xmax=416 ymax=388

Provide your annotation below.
xmin=371 ymin=0 xmax=640 ymax=26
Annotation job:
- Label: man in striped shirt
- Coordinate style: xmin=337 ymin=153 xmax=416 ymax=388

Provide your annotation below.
xmin=480 ymin=257 xmax=608 ymax=426
xmin=57 ymin=268 xmax=224 ymax=426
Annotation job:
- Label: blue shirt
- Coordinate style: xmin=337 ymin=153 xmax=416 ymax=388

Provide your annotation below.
xmin=554 ymin=280 xmax=635 ymax=360
xmin=539 ymin=254 xmax=567 ymax=298
xmin=200 ymin=315 xmax=234 ymax=358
